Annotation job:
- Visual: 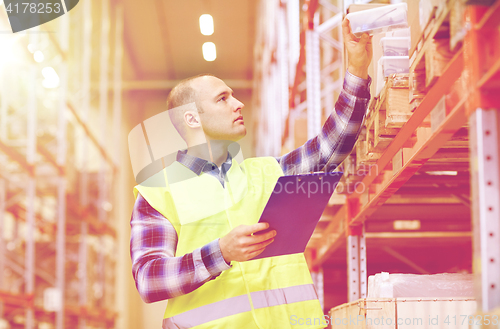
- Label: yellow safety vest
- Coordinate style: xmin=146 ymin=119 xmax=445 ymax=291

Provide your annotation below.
xmin=134 ymin=157 xmax=325 ymax=329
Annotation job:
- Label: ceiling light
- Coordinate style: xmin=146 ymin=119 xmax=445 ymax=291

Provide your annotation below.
xmin=34 ymin=50 xmax=44 ymax=62
xmin=42 ymin=66 xmax=60 ymax=88
xmin=199 ymin=14 xmax=214 ymax=36
xmin=27 ymin=44 xmax=36 ymax=53
xmin=202 ymin=42 xmax=216 ymax=62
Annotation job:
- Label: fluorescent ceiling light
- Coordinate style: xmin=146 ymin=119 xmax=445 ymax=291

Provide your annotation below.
xmin=34 ymin=50 xmax=44 ymax=63
xmin=202 ymin=42 xmax=216 ymax=62
xmin=199 ymin=14 xmax=214 ymax=36
xmin=42 ymin=66 xmax=60 ymax=88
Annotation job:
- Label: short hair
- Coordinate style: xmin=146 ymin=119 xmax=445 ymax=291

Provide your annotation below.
xmin=167 ymin=73 xmax=215 ymax=139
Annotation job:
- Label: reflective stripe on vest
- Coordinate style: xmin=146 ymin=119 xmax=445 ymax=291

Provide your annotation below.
xmin=162 ymin=284 xmax=318 ymax=329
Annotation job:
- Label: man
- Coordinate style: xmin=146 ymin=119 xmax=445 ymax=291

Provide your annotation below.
xmin=131 ymin=18 xmax=372 ymax=329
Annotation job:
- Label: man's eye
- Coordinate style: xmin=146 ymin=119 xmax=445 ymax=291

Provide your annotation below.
xmin=219 ymin=97 xmax=226 ymax=102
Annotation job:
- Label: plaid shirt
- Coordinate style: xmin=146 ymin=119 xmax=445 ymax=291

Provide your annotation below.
xmin=130 ymin=71 xmax=371 ymax=303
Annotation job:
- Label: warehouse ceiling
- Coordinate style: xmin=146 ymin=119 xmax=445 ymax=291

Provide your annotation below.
xmin=122 ymin=0 xmax=256 ymax=81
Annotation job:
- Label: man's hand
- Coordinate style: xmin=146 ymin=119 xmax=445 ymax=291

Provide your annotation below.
xmin=342 ymin=17 xmax=373 ymax=80
xmin=219 ymin=223 xmax=276 ymax=263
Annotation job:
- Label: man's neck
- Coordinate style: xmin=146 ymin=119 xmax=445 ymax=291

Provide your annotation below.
xmin=186 ymin=140 xmax=231 ymax=167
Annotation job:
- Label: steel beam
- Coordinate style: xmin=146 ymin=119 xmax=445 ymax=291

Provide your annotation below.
xmin=24 ymin=29 xmax=38 ymax=329
xmin=306 ymin=20 xmax=321 ymax=139
xmin=55 ymin=13 xmax=69 ymax=329
xmin=79 ymin=0 xmax=92 ymax=327
xmin=470 ymin=109 xmax=500 ymax=311
xmin=347 ymin=234 xmax=360 ymax=301
xmin=112 ymin=3 xmax=124 ymax=167
xmin=316 ymin=12 xmax=342 ymax=35
xmin=277 ymin=6 xmax=288 ymax=156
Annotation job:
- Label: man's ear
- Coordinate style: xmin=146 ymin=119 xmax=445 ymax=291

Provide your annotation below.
xmin=184 ymin=111 xmax=201 ymax=129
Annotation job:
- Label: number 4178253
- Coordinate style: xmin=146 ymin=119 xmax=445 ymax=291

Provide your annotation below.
xmin=5 ymin=2 xmax=62 ymax=14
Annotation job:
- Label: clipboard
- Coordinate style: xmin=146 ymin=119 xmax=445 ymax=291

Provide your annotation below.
xmin=253 ymin=172 xmax=343 ymax=260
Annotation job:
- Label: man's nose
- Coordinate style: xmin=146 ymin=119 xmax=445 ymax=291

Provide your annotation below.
xmin=233 ymin=97 xmax=244 ymax=111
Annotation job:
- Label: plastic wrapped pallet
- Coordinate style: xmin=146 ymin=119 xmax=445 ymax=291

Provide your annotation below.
xmin=368 ymin=272 xmax=474 ymax=298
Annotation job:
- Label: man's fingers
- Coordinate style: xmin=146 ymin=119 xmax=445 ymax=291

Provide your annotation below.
xmin=246 ymin=248 xmax=265 ymax=260
xmin=250 ymin=231 xmax=276 ymax=245
xmin=341 ymin=18 xmax=350 ymax=33
xmin=246 ymin=239 xmax=275 ymax=260
xmin=356 ymin=33 xmax=370 ymax=47
xmin=342 ymin=18 xmax=361 ymax=42
xmin=248 ymin=222 xmax=270 ymax=234
xmin=237 ymin=223 xmax=269 ymax=235
xmin=250 ymin=238 xmax=274 ymax=251
xmin=260 ymin=237 xmax=275 ymax=249
xmin=341 ymin=18 xmax=353 ymax=41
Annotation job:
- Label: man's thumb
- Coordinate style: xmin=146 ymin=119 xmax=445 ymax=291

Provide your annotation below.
xmin=359 ymin=33 xmax=369 ymax=45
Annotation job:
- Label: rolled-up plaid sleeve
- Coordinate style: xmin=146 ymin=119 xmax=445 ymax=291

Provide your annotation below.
xmin=130 ymin=194 xmax=231 ymax=303
xmin=277 ymin=70 xmax=371 ymax=175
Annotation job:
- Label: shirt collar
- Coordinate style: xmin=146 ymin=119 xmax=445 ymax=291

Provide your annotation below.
xmin=176 ymin=149 xmax=232 ymax=176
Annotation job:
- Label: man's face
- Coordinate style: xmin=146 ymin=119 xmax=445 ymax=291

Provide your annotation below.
xmin=192 ymin=76 xmax=246 ymax=141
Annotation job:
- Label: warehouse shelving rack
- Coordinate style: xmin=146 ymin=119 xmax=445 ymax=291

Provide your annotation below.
xmin=0 ymin=0 xmax=124 ymax=328
xmin=254 ymin=0 xmax=500 ymax=315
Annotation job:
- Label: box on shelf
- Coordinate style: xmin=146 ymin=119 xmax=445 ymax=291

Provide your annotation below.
xmin=380 ymin=37 xmax=411 ymax=57
xmin=425 ymin=38 xmax=454 ymax=88
xmin=368 ymin=272 xmax=474 ymax=298
xmin=346 ymin=3 xmax=408 ymax=37
xmin=367 ymin=74 xmax=415 ymax=152
xmin=379 ymin=56 xmax=409 ymax=78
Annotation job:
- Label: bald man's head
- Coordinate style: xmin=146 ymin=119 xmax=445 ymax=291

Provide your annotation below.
xmin=166 ymin=74 xmax=215 ymax=139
